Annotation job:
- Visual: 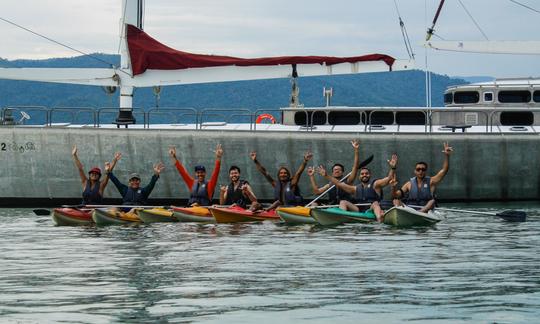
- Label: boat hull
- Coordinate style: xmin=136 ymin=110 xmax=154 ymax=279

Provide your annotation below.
xmin=311 ymin=207 xmax=376 ymax=226
xmin=137 ymin=208 xmax=177 ymax=223
xmin=383 ymin=206 xmax=441 ymax=227
xmin=210 ymin=206 xmax=280 ymax=223
xmin=276 ymin=206 xmax=316 ymax=224
xmin=170 ymin=206 xmax=214 ymax=222
xmin=92 ymin=208 xmax=141 ymax=226
xmin=52 ymin=208 xmax=93 ymax=226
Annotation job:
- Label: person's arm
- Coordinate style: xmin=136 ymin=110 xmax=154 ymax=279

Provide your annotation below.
xmin=307 ymin=166 xmax=328 ymax=195
xmin=430 ymin=142 xmax=453 ymax=186
xmin=346 ymin=140 xmax=360 ymax=184
xmin=393 ymin=181 xmax=411 ymax=199
xmin=374 ymin=153 xmax=398 ymax=189
xmin=242 ymin=183 xmax=258 ymax=203
xmin=100 ymin=152 xmax=121 ymax=195
xmin=71 ymin=145 xmax=87 ymax=186
xmin=142 ymin=162 xmax=164 ymax=197
xmin=207 ymin=144 xmax=223 ymax=200
xmin=107 ymin=171 xmax=128 ymax=197
xmin=291 ymin=151 xmax=313 ymax=187
xmin=317 ymin=165 xmax=356 ymax=195
xmin=219 ymin=185 xmax=227 ymax=205
xmin=169 ymin=147 xmax=195 ymax=190
xmin=250 ymin=151 xmax=275 ymax=187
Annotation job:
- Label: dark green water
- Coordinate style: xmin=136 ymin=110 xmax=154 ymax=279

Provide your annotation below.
xmin=1 ymin=203 xmax=539 ymax=323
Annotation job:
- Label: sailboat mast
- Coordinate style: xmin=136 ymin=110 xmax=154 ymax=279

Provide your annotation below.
xmin=426 ymin=0 xmax=446 ymax=41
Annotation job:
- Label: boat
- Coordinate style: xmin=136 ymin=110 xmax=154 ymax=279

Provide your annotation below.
xmin=383 ymin=206 xmax=442 ymax=227
xmin=310 ymin=207 xmax=376 ymax=226
xmin=52 ymin=208 xmax=94 ymax=226
xmin=210 ymin=206 xmax=280 ymax=223
xmin=91 ymin=208 xmax=141 ymax=226
xmin=276 ymin=206 xmax=316 ymax=224
xmin=137 ymin=208 xmax=177 ymax=223
xmin=170 ymin=206 xmax=214 ymax=223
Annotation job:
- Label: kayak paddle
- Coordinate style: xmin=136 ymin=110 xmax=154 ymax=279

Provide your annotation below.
xmin=33 ymin=209 xmax=51 ymax=216
xmin=412 ymin=206 xmax=527 ymax=222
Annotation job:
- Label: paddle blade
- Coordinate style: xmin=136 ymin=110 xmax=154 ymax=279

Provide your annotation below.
xmin=496 ymin=210 xmax=527 ymax=222
xmin=358 ymin=155 xmax=374 ymax=168
xmin=33 ymin=209 xmax=51 ymax=216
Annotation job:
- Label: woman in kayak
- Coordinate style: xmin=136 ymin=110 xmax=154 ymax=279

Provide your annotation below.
xmin=71 ymin=145 xmax=120 ymax=205
xmin=169 ymin=144 xmax=223 ymax=206
xmin=250 ymin=150 xmax=313 ymax=210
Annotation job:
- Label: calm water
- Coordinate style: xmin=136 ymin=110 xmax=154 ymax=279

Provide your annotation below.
xmin=1 ymin=203 xmax=539 ymax=323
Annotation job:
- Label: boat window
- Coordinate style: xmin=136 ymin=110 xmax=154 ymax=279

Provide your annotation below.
xmin=396 ymin=111 xmax=426 ymax=125
xmin=328 ymin=111 xmax=360 ymax=125
xmin=453 ymin=91 xmax=479 ymax=104
xmin=369 ymin=111 xmax=394 ymax=125
xmin=483 ymin=92 xmax=493 ymax=102
xmin=498 ymin=90 xmax=531 ymax=103
xmin=534 ymin=90 xmax=540 ymax=103
xmin=499 ymin=112 xmax=534 ymax=126
xmin=444 ymin=93 xmax=453 ymax=104
xmin=294 ymin=111 xmax=326 ymax=126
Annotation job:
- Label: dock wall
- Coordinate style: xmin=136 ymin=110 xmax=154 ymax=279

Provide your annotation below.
xmin=0 ymin=127 xmax=538 ymax=206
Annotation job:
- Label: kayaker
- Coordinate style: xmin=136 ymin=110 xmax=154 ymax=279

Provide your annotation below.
xmin=317 ymin=153 xmax=398 ymax=222
xmin=169 ymin=144 xmax=223 ymax=206
xmin=250 ymin=150 xmax=313 ymax=210
xmin=71 ymin=145 xmax=120 ymax=205
xmin=107 ymin=155 xmax=165 ymax=206
xmin=391 ymin=142 xmax=453 ymax=213
xmin=219 ymin=166 xmax=260 ymax=210
xmin=306 ymin=139 xmax=360 ymax=205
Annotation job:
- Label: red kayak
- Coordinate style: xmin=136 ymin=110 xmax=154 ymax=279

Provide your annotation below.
xmin=210 ymin=206 xmax=280 ymax=223
xmin=52 ymin=208 xmax=94 ymax=226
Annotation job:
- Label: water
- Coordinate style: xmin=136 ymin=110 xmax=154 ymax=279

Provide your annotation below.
xmin=1 ymin=203 xmax=539 ymax=323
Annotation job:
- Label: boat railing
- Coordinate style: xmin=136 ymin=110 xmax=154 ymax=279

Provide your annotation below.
xmin=253 ymin=109 xmax=283 ymax=131
xmin=49 ymin=107 xmax=97 ymax=127
xmin=488 ymin=107 xmax=540 ymax=132
xmin=2 ymin=106 xmax=49 ymax=125
xmin=198 ymin=108 xmax=253 ymax=128
xmin=145 ymin=107 xmax=198 ymax=129
xmin=366 ymin=108 xmax=429 ymax=132
xmin=96 ymin=107 xmax=147 ymax=127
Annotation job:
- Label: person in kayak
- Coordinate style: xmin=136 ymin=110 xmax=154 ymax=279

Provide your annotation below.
xmin=219 ymin=165 xmax=259 ymax=210
xmin=71 ymin=145 xmax=120 ymax=205
xmin=306 ymin=139 xmax=360 ymax=205
xmin=391 ymin=142 xmax=453 ymax=213
xmin=317 ymin=153 xmax=398 ymax=222
xmin=169 ymin=144 xmax=223 ymax=206
xmin=107 ymin=154 xmax=165 ymax=206
xmin=250 ymin=150 xmax=313 ymax=210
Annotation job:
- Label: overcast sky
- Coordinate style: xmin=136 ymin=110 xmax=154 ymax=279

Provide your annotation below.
xmin=1 ymin=0 xmax=539 ymax=78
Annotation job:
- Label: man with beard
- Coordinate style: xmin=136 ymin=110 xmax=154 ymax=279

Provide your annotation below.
xmin=391 ymin=142 xmax=453 ymax=213
xmin=219 ymin=165 xmax=259 ymax=209
xmin=169 ymin=144 xmax=223 ymax=206
xmin=306 ymin=139 xmax=360 ymax=205
xmin=317 ymin=153 xmax=398 ymax=222
xmin=250 ymin=150 xmax=313 ymax=210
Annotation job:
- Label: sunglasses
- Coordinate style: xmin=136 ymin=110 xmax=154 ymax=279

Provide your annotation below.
xmin=415 ymin=168 xmax=426 ymax=172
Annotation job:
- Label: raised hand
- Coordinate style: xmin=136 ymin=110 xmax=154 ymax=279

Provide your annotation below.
xmin=316 ymin=165 xmax=327 ymax=177
xmin=442 ymin=142 xmax=453 ymax=155
xmin=113 ymin=152 xmax=122 ymax=162
xmin=154 ymin=162 xmax=165 ymax=175
xmin=168 ymin=146 xmax=177 ymax=159
xmin=304 ymin=151 xmax=313 ymax=162
xmin=307 ymin=166 xmax=315 ymax=177
xmin=215 ymin=144 xmax=223 ymax=159
xmin=351 ymin=139 xmax=360 ymax=150
xmin=104 ymin=161 xmax=112 ymax=172
xmin=220 ymin=185 xmax=227 ymax=194
xmin=387 ymin=153 xmax=398 ymax=169
xmin=250 ymin=151 xmax=257 ymax=161
xmin=72 ymin=145 xmax=78 ymax=156
xmin=241 ymin=183 xmax=249 ymax=193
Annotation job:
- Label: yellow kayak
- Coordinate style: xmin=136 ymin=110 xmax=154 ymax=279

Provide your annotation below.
xmin=276 ymin=206 xmax=316 ymax=224
xmin=92 ymin=208 xmax=141 ymax=226
xmin=137 ymin=208 xmax=177 ymax=223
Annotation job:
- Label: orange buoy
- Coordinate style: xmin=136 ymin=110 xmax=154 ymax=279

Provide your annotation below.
xmin=255 ymin=113 xmax=276 ymax=124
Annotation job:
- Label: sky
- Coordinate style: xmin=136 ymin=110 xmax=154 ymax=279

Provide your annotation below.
xmin=1 ymin=0 xmax=539 ymax=78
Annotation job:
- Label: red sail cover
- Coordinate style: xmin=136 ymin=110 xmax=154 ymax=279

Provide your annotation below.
xmin=127 ymin=25 xmax=396 ymax=76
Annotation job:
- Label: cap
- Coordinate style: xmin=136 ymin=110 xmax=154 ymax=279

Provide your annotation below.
xmin=194 ymin=165 xmax=206 ymax=172
xmin=88 ymin=167 xmax=102 ymax=176
xmin=129 ymin=172 xmax=141 ymax=181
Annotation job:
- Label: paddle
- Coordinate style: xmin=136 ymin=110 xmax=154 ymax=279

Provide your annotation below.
xmin=33 ymin=209 xmax=51 ymax=216
xmin=409 ymin=205 xmax=527 ymax=222
xmin=305 ymin=154 xmax=374 ymax=207
xmin=67 ymin=204 xmax=170 ymax=209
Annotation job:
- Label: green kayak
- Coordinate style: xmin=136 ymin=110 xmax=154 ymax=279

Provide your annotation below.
xmin=137 ymin=208 xmax=178 ymax=223
xmin=383 ymin=206 xmax=442 ymax=227
xmin=92 ymin=208 xmax=141 ymax=226
xmin=311 ymin=207 xmax=376 ymax=226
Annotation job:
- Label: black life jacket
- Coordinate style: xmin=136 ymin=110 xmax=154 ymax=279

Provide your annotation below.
xmin=189 ymin=181 xmax=211 ymax=206
xmin=225 ymin=180 xmax=249 ymax=208
xmin=123 ymin=187 xmax=147 ymax=205
xmin=407 ymin=176 xmax=433 ymax=206
xmin=82 ymin=180 xmax=102 ymax=204
xmin=327 ymin=180 xmax=354 ymax=205
xmin=354 ymin=179 xmax=382 ymax=203
xmin=274 ymin=181 xmax=303 ymax=206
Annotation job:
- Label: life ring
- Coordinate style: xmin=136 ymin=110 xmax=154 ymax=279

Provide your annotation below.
xmin=256 ymin=113 xmax=276 ymax=124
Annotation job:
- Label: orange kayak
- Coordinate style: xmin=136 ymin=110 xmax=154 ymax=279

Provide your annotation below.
xmin=210 ymin=206 xmax=280 ymax=223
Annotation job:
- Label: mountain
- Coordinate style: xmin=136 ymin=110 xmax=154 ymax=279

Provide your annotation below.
xmin=0 ymin=54 xmax=468 ymax=111
xmin=452 ymin=76 xmax=494 ymax=83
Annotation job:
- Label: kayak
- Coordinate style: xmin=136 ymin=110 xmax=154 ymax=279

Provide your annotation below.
xmin=92 ymin=208 xmax=141 ymax=226
xmin=210 ymin=206 xmax=280 ymax=223
xmin=383 ymin=206 xmax=442 ymax=227
xmin=52 ymin=208 xmax=94 ymax=226
xmin=171 ymin=206 xmax=214 ymax=223
xmin=311 ymin=207 xmax=376 ymax=226
xmin=137 ymin=208 xmax=177 ymax=223
xmin=276 ymin=206 xmax=316 ymax=224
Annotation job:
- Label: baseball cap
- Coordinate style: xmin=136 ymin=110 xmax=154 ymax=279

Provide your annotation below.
xmin=129 ymin=172 xmax=141 ymax=181
xmin=194 ymin=165 xmax=206 ymax=172
xmin=88 ymin=167 xmax=102 ymax=176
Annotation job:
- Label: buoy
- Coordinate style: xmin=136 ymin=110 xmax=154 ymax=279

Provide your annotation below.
xmin=255 ymin=113 xmax=276 ymax=124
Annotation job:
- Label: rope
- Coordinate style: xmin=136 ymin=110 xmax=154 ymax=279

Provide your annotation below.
xmin=457 ymin=0 xmax=489 ymax=40
xmin=509 ymin=0 xmax=540 ymax=14
xmin=393 ymin=0 xmax=415 ymax=59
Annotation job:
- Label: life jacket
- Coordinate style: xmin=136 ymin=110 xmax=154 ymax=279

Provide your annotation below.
xmin=189 ymin=181 xmax=211 ymax=206
xmin=274 ymin=181 xmax=303 ymax=206
xmin=354 ymin=179 xmax=381 ymax=203
xmin=225 ymin=180 xmax=249 ymax=208
xmin=327 ymin=180 xmax=354 ymax=205
xmin=123 ymin=187 xmax=147 ymax=205
xmin=407 ymin=176 xmax=433 ymax=206
xmin=82 ymin=180 xmax=102 ymax=204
